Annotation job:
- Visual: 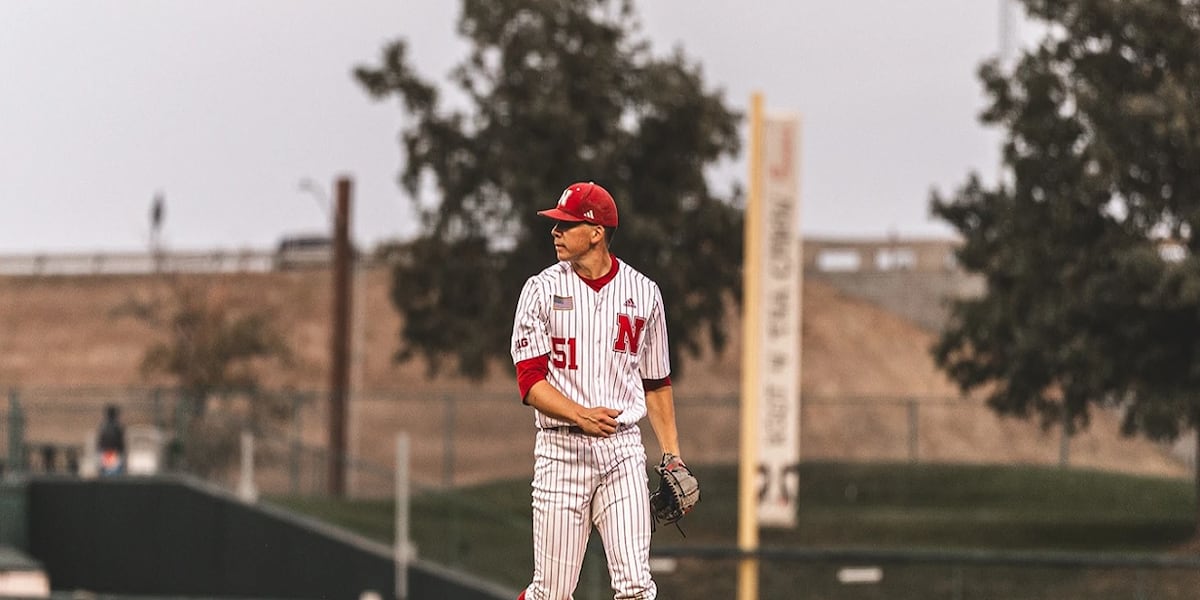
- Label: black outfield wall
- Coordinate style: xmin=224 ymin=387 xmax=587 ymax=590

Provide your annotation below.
xmin=26 ymin=477 xmax=511 ymax=600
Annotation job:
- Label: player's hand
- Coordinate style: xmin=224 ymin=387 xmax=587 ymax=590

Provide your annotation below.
xmin=576 ymin=407 xmax=622 ymax=437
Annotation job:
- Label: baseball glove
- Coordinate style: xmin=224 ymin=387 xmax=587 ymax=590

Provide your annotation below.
xmin=650 ymin=453 xmax=700 ymax=534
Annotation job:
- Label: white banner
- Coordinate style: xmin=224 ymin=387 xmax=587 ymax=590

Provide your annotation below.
xmin=756 ymin=113 xmax=802 ymax=527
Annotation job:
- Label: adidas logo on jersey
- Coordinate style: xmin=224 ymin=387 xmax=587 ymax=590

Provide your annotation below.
xmin=624 ymin=298 xmax=636 ymax=308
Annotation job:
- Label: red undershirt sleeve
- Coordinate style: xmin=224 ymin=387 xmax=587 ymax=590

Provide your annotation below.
xmin=643 ymin=376 xmax=672 ymax=391
xmin=515 ymin=355 xmax=550 ymax=402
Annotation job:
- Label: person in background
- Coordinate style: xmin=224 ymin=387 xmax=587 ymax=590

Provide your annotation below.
xmin=97 ymin=404 xmax=126 ymax=476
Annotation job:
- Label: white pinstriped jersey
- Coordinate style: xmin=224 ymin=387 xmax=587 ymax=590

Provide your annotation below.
xmin=511 ymin=257 xmax=670 ymax=429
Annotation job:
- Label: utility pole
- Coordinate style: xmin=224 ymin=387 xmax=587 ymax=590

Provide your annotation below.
xmin=150 ymin=192 xmax=165 ymax=273
xmin=328 ymin=176 xmax=353 ymax=497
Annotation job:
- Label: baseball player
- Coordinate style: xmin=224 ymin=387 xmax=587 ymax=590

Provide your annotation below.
xmin=511 ymin=182 xmax=683 ymax=600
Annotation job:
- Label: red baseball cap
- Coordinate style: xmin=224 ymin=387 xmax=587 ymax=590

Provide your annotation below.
xmin=536 ymin=182 xmax=618 ymax=227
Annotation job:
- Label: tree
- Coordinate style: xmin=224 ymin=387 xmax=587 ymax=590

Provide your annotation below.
xmin=931 ymin=0 xmax=1200 ymax=530
xmin=354 ymin=0 xmax=743 ymax=380
xmin=118 ymin=280 xmax=294 ymax=474
xmin=138 ymin=282 xmax=293 ymax=413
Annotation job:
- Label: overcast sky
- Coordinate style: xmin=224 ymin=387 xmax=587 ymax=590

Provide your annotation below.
xmin=0 ymin=1 xmax=1032 ymax=254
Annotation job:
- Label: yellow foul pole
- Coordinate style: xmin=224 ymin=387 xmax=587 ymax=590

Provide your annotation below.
xmin=737 ymin=91 xmax=765 ymax=600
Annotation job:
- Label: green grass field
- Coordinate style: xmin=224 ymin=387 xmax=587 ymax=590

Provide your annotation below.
xmin=269 ymin=462 xmax=1200 ymax=599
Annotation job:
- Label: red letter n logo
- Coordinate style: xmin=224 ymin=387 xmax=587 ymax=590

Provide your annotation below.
xmin=613 ymin=314 xmax=647 ymax=354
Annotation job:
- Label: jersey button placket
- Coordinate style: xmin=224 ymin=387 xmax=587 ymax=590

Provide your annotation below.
xmin=595 ymin=292 xmax=606 ymax=350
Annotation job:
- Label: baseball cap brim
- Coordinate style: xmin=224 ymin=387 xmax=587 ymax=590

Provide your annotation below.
xmin=537 ymin=208 xmax=588 ymax=222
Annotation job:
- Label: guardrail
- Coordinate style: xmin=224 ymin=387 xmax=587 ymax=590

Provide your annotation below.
xmin=0 ymin=250 xmax=276 ymax=276
xmin=0 ymin=238 xmax=968 ymax=277
xmin=0 ymin=248 xmax=393 ymax=276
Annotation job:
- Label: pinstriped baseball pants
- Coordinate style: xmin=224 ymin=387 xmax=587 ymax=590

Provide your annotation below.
xmin=524 ymin=425 xmax=656 ymax=600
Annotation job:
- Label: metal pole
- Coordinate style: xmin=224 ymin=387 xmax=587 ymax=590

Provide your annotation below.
xmin=907 ymin=399 xmax=919 ymax=464
xmin=1059 ymin=409 xmax=1070 ymax=468
xmin=347 ymin=256 xmax=368 ymax=497
xmin=395 ymin=432 xmax=411 ymax=600
xmin=238 ymin=430 xmax=258 ymax=503
xmin=290 ymin=392 xmax=302 ymax=495
xmin=329 ymin=176 xmax=353 ymax=497
xmin=7 ymin=390 xmax=24 ymax=477
xmin=444 ymin=393 xmax=455 ymax=487
xmin=443 ymin=394 xmax=461 ymax=565
xmin=151 ymin=192 xmax=165 ymax=273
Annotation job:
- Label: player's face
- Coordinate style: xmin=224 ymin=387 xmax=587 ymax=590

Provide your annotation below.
xmin=552 ymin=220 xmax=601 ymax=261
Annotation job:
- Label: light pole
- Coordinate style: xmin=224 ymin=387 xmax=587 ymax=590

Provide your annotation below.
xmin=298 ymin=178 xmax=330 ymax=219
xmin=150 ymin=192 xmax=165 ymax=273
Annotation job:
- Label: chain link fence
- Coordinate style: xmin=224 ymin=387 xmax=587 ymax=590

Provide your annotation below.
xmin=0 ymin=386 xmax=1191 ymax=495
xmin=1 ymin=385 xmax=1195 ymax=599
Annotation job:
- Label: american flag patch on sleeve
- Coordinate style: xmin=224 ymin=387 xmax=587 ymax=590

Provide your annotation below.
xmin=552 ymin=295 xmax=574 ymax=310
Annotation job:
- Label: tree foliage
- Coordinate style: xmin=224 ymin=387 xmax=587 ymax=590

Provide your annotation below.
xmin=131 ymin=282 xmax=293 ymax=414
xmin=355 ymin=0 xmax=743 ymax=379
xmin=116 ymin=280 xmax=293 ymax=475
xmin=932 ymin=0 xmax=1200 ymax=441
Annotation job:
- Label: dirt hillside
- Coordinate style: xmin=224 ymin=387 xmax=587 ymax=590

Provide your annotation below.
xmin=0 ymin=267 xmax=1187 ymax=488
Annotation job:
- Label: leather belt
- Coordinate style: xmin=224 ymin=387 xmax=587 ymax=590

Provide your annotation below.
xmin=542 ymin=423 xmax=631 ymax=435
